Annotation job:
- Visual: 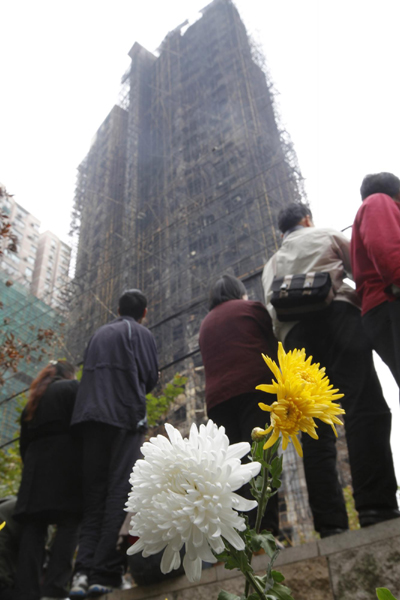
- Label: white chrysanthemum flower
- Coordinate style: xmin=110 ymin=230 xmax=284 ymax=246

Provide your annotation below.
xmin=126 ymin=420 xmax=261 ymax=583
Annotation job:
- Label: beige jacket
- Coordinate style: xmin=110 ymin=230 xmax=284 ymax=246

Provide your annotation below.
xmin=262 ymin=226 xmax=360 ymax=343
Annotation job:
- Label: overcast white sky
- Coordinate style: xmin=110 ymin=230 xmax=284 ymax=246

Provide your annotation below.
xmin=1 ymin=0 xmax=400 ymax=479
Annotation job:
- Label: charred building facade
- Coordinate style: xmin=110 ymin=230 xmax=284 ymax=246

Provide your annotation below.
xmin=69 ymin=0 xmax=317 ymax=541
xmin=69 ymin=0 xmax=302 ymax=365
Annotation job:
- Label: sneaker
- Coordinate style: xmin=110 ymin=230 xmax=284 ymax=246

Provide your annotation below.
xmin=87 ymin=584 xmax=114 ymax=597
xmin=70 ymin=572 xmax=89 ymax=597
xmin=121 ymin=577 xmax=132 ymax=590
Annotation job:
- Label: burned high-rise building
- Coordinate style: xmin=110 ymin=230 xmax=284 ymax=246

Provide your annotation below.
xmin=69 ymin=0 xmax=302 ymax=365
xmin=69 ymin=0 xmax=316 ymax=540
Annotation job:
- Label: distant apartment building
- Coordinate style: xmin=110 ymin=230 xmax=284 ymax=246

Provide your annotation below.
xmin=0 ymin=186 xmax=71 ymax=308
xmin=1 ymin=188 xmax=41 ymax=287
xmin=0 ymin=270 xmax=65 ymax=444
xmin=31 ymin=231 xmax=71 ymax=309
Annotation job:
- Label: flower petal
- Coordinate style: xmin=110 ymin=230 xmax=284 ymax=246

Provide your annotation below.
xmin=160 ymin=545 xmax=181 ymax=574
xmin=220 ymin=522 xmax=245 ymax=550
xmin=291 ymin=434 xmax=303 ymax=457
xmin=263 ymin=428 xmax=280 ymax=450
xmin=226 ymin=441 xmax=251 ymax=460
xmin=126 ymin=420 xmax=260 ymax=584
xmin=228 ymin=461 xmax=261 ymax=490
xmin=258 ymin=401 xmax=273 ymax=411
xmin=183 ymin=554 xmax=202 ymax=582
xmin=256 ymin=386 xmax=276 ymax=396
xmin=255 ymin=344 xmax=344 ymax=453
xmin=126 ymin=538 xmax=145 ymax=555
xmin=231 ymin=493 xmax=258 ymax=512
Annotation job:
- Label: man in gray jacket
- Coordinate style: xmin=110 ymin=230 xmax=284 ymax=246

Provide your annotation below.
xmin=262 ymin=203 xmax=398 ymax=537
xmin=70 ymin=289 xmax=158 ymax=597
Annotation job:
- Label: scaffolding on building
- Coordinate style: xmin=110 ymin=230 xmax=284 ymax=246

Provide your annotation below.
xmin=65 ymin=0 xmax=351 ymax=543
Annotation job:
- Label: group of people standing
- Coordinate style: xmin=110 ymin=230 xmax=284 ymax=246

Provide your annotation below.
xmin=200 ymin=171 xmax=400 ymax=539
xmin=5 ymin=171 xmax=400 ymax=598
xmin=7 ymin=291 xmax=158 ymax=599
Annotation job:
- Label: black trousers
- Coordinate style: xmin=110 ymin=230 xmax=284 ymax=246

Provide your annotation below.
xmin=363 ymin=300 xmax=400 ymax=388
xmin=208 ymin=392 xmax=279 ymax=536
xmin=14 ymin=514 xmax=80 ymax=600
xmin=285 ymin=301 xmax=398 ymax=532
xmin=74 ymin=423 xmax=143 ymax=587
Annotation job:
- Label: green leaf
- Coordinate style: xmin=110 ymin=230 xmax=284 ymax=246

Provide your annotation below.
xmin=217 ymin=591 xmax=243 ymax=600
xmin=250 ymin=475 xmax=264 ymax=497
xmin=249 ymin=530 xmax=277 ymax=558
xmin=146 ymin=373 xmax=187 ymax=427
xmin=376 ymin=589 xmax=398 ymax=600
xmin=270 ymin=455 xmax=283 ymax=478
xmin=252 ymin=439 xmax=265 ymax=461
xmin=255 ymin=477 xmax=264 ymax=491
xmin=260 ymin=460 xmax=272 ymax=469
xmin=0 ymin=393 xmax=26 ymax=497
xmin=237 ymin=550 xmax=253 ymax=574
xmin=267 ymin=582 xmax=295 ymax=600
xmin=255 ymin=571 xmax=286 ymax=591
xmin=271 ymin=571 xmax=285 ymax=583
xmin=254 ymin=574 xmax=270 ymax=585
xmin=215 ymin=549 xmax=252 ymax=573
xmin=249 ymin=485 xmax=260 ymax=502
xmin=271 ymin=477 xmax=282 ymax=489
xmin=215 ymin=550 xmax=237 ymax=571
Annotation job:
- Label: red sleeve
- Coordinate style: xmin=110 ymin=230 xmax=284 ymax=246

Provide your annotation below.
xmin=359 ymin=194 xmax=400 ymax=287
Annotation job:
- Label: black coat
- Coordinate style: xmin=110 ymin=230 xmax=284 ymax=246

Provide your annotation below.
xmin=0 ymin=497 xmax=20 ymax=589
xmin=14 ymin=379 xmax=82 ymax=523
xmin=71 ymin=317 xmax=159 ymax=431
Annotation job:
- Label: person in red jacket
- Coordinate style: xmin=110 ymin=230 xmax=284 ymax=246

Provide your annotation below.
xmin=199 ymin=274 xmax=279 ymax=535
xmin=351 ymin=172 xmax=400 ymax=388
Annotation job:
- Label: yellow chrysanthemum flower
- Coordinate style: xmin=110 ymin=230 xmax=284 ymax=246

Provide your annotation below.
xmin=256 ymin=342 xmax=345 ymax=457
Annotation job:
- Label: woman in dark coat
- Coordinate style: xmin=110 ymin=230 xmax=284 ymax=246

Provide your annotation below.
xmin=13 ymin=360 xmax=81 ymax=600
xmin=199 ymin=274 xmax=279 ymax=534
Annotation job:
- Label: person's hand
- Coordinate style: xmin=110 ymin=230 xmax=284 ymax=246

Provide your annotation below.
xmin=391 ymin=284 xmax=400 ymax=298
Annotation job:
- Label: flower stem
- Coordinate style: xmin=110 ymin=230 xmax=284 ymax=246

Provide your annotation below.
xmin=225 ymin=544 xmax=266 ymax=600
xmin=244 ymin=570 xmax=267 ymax=600
xmin=255 ymin=446 xmax=273 ymax=534
xmin=244 ymin=446 xmax=274 ymax=597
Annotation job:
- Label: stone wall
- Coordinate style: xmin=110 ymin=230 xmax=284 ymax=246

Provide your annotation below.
xmin=108 ymin=518 xmax=400 ymax=600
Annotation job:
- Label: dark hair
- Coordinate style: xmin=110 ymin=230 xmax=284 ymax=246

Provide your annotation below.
xmin=360 ymin=172 xmax=400 ymax=201
xmin=118 ymin=289 xmax=147 ymax=320
xmin=277 ymin=202 xmax=312 ymax=234
xmin=25 ymin=360 xmax=75 ymax=421
xmin=208 ymin=274 xmax=247 ymax=310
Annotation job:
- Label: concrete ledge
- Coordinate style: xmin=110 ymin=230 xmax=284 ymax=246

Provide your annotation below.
xmin=275 ymin=540 xmax=319 ymax=566
xmin=105 ymin=519 xmax=400 ymax=600
xmin=318 ymin=517 xmax=400 ymax=556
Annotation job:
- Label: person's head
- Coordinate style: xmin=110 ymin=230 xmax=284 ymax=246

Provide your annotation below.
xmin=360 ymin=172 xmax=400 ymax=201
xmin=208 ymin=274 xmax=247 ymax=311
xmin=25 ymin=360 xmax=76 ymax=421
xmin=118 ymin=289 xmax=147 ymax=322
xmin=277 ymin=202 xmax=313 ymax=234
